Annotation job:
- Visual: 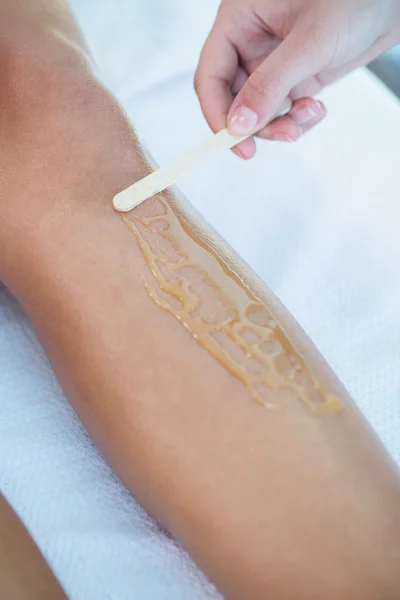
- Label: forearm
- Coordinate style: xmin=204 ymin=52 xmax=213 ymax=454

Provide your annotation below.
xmin=0 ymin=493 xmax=67 ymax=599
xmin=0 ymin=0 xmax=89 ymax=55
xmin=4 ymin=124 xmax=400 ymax=600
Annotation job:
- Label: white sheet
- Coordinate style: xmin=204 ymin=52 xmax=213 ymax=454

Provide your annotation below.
xmin=1 ymin=1 xmax=399 ymax=598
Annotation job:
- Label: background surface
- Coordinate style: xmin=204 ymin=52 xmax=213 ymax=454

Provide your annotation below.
xmin=0 ymin=1 xmax=399 ymax=598
xmin=370 ymin=46 xmax=400 ymax=98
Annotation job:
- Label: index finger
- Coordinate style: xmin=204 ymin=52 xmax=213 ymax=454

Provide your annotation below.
xmin=194 ymin=27 xmax=256 ymax=158
xmin=194 ymin=25 xmax=238 ymax=134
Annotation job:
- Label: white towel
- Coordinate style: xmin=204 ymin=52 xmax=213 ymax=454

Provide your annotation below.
xmin=1 ymin=1 xmax=399 ymax=598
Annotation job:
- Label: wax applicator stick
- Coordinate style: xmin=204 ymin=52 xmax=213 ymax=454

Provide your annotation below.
xmin=113 ymin=97 xmax=292 ymax=213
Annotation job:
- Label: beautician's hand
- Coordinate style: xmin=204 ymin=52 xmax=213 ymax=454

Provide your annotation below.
xmin=195 ymin=0 xmax=400 ymax=158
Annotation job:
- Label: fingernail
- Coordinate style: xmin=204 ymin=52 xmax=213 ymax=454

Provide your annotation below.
xmin=270 ymin=133 xmax=294 ymax=142
xmin=229 ymin=106 xmax=258 ymax=135
xmin=292 ymin=105 xmax=319 ymax=125
xmin=232 ymin=147 xmax=244 ymax=159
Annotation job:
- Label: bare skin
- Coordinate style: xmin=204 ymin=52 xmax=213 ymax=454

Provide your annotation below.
xmin=0 ymin=493 xmax=68 ymax=599
xmin=0 ymin=2 xmax=399 ymax=599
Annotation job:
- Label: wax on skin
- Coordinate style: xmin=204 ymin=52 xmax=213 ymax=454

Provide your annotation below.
xmin=123 ymin=195 xmax=342 ymax=414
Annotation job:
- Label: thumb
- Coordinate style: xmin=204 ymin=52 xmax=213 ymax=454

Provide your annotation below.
xmin=228 ymin=27 xmax=322 ymax=136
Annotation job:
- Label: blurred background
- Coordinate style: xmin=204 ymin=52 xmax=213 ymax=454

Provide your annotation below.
xmin=370 ymin=46 xmax=400 ymax=97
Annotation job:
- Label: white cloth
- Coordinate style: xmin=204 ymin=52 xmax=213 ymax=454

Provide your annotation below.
xmin=1 ymin=1 xmax=399 ymax=598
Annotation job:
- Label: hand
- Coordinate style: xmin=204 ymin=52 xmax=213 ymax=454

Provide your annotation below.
xmin=194 ymin=0 xmax=400 ymax=158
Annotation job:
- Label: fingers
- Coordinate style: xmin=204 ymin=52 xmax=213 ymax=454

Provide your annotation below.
xmin=257 ymin=114 xmax=302 ymax=142
xmin=194 ymin=25 xmax=239 ymax=135
xmin=231 ymin=66 xmax=249 ymax=95
xmin=230 ymin=67 xmax=257 ymax=159
xmin=195 ymin=16 xmax=327 ymax=159
xmin=298 ymin=101 xmax=327 ymax=136
xmin=195 ymin=28 xmax=258 ymax=159
xmin=256 ymin=97 xmax=326 ymax=142
xmin=290 ymin=75 xmax=324 ymax=100
xmin=231 ymin=137 xmax=257 ymax=160
xmin=227 ymin=25 xmax=324 ymax=137
xmin=232 ymin=98 xmax=326 ymax=159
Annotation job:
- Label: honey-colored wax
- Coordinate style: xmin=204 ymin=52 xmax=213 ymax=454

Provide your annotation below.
xmin=122 ymin=194 xmax=342 ymax=413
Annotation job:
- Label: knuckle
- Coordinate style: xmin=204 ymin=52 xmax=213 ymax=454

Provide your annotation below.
xmin=245 ymin=70 xmax=283 ymax=106
xmin=248 ymin=71 xmax=269 ymax=98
